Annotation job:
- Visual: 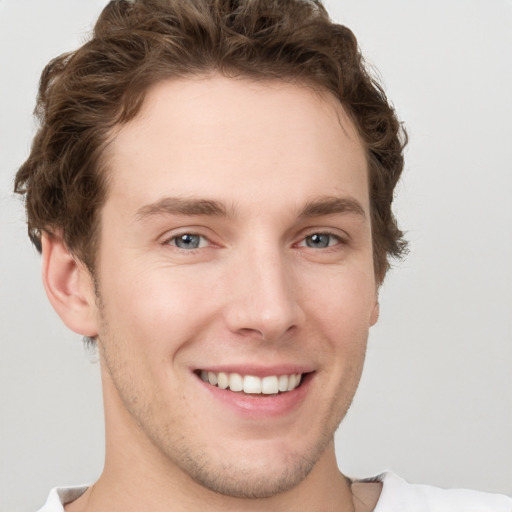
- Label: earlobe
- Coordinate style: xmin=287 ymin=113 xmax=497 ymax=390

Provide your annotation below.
xmin=41 ymin=232 xmax=98 ymax=337
xmin=369 ymin=299 xmax=380 ymax=326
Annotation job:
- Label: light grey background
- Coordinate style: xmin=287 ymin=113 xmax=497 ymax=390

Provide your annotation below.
xmin=1 ymin=1 xmax=511 ymax=510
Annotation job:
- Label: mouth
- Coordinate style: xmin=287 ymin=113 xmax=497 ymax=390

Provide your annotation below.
xmin=196 ymin=370 xmax=305 ymax=395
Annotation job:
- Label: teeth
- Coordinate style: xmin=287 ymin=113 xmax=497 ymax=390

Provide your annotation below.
xmin=261 ymin=376 xmax=278 ymax=394
xmin=217 ymin=372 xmax=229 ymax=389
xmin=243 ymin=375 xmax=262 ymax=394
xmin=199 ymin=371 xmax=303 ymax=394
xmin=229 ymin=373 xmax=243 ymax=392
xmin=289 ymin=374 xmax=302 ymax=391
xmin=278 ymin=375 xmax=289 ymax=392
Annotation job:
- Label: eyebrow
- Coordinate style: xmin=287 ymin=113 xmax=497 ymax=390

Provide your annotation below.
xmin=136 ymin=197 xmax=229 ymax=220
xmin=135 ymin=195 xmax=366 ymax=222
xmin=298 ymin=196 xmax=366 ymax=219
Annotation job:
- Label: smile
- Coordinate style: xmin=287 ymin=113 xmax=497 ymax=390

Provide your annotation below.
xmin=199 ymin=370 xmax=302 ymax=395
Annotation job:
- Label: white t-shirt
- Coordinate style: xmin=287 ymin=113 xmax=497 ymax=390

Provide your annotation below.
xmin=371 ymin=472 xmax=512 ymax=511
xmin=37 ymin=472 xmax=512 ymax=511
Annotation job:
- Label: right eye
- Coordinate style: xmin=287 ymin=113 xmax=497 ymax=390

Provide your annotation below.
xmin=168 ymin=233 xmax=208 ymax=250
xmin=297 ymin=232 xmax=344 ymax=250
xmin=302 ymin=233 xmax=341 ymax=249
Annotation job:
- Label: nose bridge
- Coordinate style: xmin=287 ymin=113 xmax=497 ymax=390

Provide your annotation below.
xmin=224 ymin=241 xmax=301 ymax=340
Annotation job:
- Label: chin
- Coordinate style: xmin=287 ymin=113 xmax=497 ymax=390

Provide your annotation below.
xmin=183 ymin=449 xmax=317 ymax=499
xmin=160 ymin=429 xmax=335 ymax=499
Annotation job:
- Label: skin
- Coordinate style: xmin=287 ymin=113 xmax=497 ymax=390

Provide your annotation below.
xmin=43 ymin=76 xmax=381 ymax=511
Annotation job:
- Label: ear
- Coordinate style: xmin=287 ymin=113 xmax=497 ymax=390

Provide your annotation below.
xmin=41 ymin=231 xmax=98 ymax=337
xmin=369 ymin=296 xmax=380 ymax=327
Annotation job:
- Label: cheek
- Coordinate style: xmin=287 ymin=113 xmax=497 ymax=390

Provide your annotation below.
xmin=98 ymin=260 xmax=221 ymax=348
xmin=304 ymin=267 xmax=377 ymax=334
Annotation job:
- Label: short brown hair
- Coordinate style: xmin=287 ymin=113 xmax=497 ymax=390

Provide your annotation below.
xmin=14 ymin=0 xmax=407 ymax=281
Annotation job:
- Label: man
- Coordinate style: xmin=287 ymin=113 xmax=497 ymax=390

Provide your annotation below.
xmin=11 ymin=1 xmax=512 ymax=511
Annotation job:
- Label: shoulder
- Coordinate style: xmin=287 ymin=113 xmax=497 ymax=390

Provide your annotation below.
xmin=37 ymin=486 xmax=88 ymax=512
xmin=370 ymin=472 xmax=512 ymax=512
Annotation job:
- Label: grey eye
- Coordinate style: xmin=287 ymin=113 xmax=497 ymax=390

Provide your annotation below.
xmin=305 ymin=233 xmax=335 ymax=248
xmin=173 ymin=234 xmax=202 ymax=249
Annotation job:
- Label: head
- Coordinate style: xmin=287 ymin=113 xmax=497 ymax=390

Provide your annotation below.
xmin=14 ymin=0 xmax=407 ymax=503
xmin=15 ymin=0 xmax=406 ymax=283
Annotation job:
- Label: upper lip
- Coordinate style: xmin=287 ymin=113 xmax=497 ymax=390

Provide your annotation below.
xmin=193 ymin=364 xmax=314 ymax=377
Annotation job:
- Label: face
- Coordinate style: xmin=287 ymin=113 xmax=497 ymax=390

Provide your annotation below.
xmin=91 ymin=76 xmax=379 ymax=498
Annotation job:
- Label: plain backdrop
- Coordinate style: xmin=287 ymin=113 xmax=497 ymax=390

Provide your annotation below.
xmin=1 ymin=1 xmax=511 ymax=510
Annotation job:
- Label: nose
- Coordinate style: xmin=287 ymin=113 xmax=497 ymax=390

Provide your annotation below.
xmin=223 ymin=247 xmax=304 ymax=341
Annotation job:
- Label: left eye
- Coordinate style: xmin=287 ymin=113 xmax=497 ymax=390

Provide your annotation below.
xmin=170 ymin=234 xmax=207 ymax=250
xmin=301 ymin=233 xmax=340 ymax=249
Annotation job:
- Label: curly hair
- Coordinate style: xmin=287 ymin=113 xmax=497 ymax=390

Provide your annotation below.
xmin=14 ymin=0 xmax=407 ymax=281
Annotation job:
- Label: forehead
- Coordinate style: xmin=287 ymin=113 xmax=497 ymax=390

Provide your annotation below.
xmin=104 ymin=75 xmax=368 ymax=217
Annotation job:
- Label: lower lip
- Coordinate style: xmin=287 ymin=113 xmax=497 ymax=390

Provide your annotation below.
xmin=197 ymin=373 xmax=313 ymax=419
